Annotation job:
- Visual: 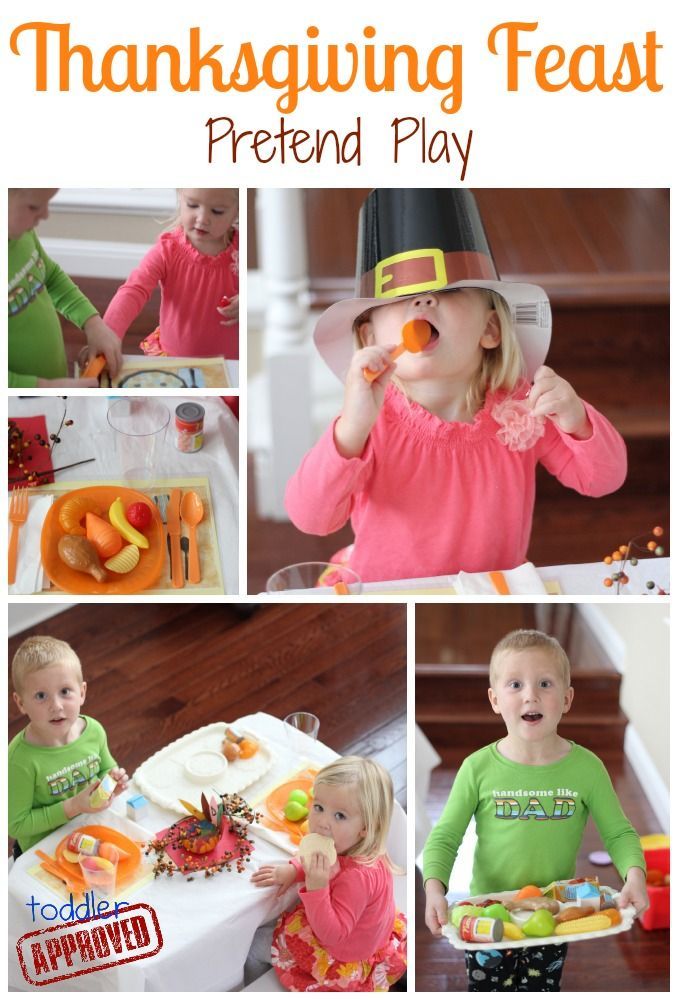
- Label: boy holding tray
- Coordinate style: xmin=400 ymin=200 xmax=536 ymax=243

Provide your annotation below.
xmin=423 ymin=629 xmax=648 ymax=991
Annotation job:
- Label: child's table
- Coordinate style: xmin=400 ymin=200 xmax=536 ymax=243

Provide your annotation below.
xmin=7 ymin=713 xmax=335 ymax=992
xmin=8 ymin=395 xmax=239 ymax=595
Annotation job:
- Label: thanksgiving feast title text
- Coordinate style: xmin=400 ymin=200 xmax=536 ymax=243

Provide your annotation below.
xmin=9 ymin=21 xmax=663 ymax=178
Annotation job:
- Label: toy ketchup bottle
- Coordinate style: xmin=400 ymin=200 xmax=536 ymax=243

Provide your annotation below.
xmin=68 ymin=831 xmax=102 ymax=856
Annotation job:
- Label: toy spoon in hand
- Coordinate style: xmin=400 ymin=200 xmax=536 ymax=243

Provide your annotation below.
xmin=363 ymin=319 xmax=432 ymax=382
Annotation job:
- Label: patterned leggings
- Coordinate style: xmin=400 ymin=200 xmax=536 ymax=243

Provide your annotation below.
xmin=465 ymin=944 xmax=568 ymax=991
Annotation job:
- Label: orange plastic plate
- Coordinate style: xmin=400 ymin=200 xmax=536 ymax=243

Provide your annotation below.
xmin=262 ymin=769 xmax=318 ymax=845
xmin=55 ymin=824 xmax=142 ymax=889
xmin=41 ymin=486 xmax=163 ymax=594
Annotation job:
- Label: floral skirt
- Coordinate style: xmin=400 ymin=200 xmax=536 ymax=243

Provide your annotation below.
xmin=139 ymin=328 xmax=167 ymax=356
xmin=271 ymin=904 xmax=407 ymax=992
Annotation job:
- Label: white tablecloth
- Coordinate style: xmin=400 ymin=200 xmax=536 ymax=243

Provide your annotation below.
xmin=282 ymin=558 xmax=670 ymax=597
xmin=7 ymin=396 xmax=239 ymax=594
xmin=8 ymin=713 xmax=337 ymax=992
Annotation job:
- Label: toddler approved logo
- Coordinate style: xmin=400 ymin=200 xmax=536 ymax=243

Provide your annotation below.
xmin=16 ymin=903 xmax=162 ymax=986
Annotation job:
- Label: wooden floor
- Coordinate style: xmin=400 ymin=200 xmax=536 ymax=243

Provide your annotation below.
xmin=8 ymin=603 xmax=407 ymax=825
xmin=415 ymin=763 xmax=669 ymax=992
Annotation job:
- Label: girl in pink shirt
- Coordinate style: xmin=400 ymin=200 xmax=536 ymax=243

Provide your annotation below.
xmin=252 ymin=757 xmax=406 ymax=991
xmin=285 ymin=189 xmax=626 ymax=584
xmin=104 ymin=188 xmax=239 ymax=359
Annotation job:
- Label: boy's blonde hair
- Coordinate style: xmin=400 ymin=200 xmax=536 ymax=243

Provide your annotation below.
xmin=314 ymin=756 xmax=399 ymax=869
xmin=489 ymin=629 xmax=571 ymax=688
xmin=11 ymin=636 xmax=82 ymax=694
xmin=355 ymin=288 xmax=524 ymax=415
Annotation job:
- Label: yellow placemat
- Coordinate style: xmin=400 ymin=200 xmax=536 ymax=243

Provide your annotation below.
xmin=34 ymin=476 xmax=225 ymax=595
xmin=78 ymin=355 xmax=230 ymax=389
xmin=370 ymin=580 xmax=562 ymax=596
xmin=27 ymin=862 xmax=154 ymax=902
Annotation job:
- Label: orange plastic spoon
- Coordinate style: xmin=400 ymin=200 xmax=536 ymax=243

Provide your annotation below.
xmin=363 ymin=319 xmax=432 ymax=382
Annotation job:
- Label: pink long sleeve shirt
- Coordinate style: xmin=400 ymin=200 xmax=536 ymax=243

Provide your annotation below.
xmin=290 ymin=856 xmax=397 ymax=962
xmin=103 ymin=226 xmax=239 ymax=358
xmin=285 ymin=385 xmax=627 ymax=583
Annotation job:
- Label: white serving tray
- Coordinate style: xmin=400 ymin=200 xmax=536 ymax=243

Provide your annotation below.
xmin=443 ymin=886 xmax=635 ymax=950
xmin=133 ymin=722 xmax=273 ymax=813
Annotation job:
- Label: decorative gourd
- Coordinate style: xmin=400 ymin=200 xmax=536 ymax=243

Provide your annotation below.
xmin=57 ymin=536 xmax=107 ymax=582
xmin=58 ymin=496 xmax=103 ymax=536
xmin=85 ymin=513 xmax=123 ymax=559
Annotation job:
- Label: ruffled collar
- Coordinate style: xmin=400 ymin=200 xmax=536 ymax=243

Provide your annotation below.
xmin=382 ymin=382 xmax=522 ymax=444
xmin=164 ymin=225 xmax=236 ymax=266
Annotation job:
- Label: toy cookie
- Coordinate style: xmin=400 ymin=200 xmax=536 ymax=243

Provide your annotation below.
xmin=299 ymin=833 xmax=337 ymax=866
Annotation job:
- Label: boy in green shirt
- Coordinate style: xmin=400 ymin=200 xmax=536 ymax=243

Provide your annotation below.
xmin=423 ymin=629 xmax=648 ymax=991
xmin=9 ymin=636 xmax=128 ymax=854
xmin=8 ymin=188 xmax=122 ymax=387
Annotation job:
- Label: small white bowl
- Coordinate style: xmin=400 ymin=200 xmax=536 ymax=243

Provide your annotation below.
xmin=184 ymin=750 xmax=227 ymax=783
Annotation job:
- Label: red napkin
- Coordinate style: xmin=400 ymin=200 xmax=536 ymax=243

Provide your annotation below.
xmin=156 ymin=817 xmax=251 ymax=875
xmin=8 ymin=416 xmax=55 ymax=488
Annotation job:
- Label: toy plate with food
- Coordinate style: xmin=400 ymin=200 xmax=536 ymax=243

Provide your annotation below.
xmin=41 ymin=486 xmax=163 ymax=594
xmin=251 ymin=767 xmax=320 ymax=853
xmin=54 ymin=825 xmax=143 ymax=890
xmin=443 ymin=878 xmax=635 ymax=950
xmin=133 ymin=722 xmax=273 ymax=812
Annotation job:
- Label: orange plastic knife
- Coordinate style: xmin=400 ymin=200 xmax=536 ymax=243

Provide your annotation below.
xmin=167 ymin=488 xmax=184 ymax=588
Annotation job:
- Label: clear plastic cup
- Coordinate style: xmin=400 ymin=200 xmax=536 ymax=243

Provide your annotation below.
xmin=266 ymin=562 xmax=361 ymax=594
xmin=79 ymin=852 xmax=118 ymax=899
xmin=107 ymin=398 xmax=170 ymax=481
xmin=284 ymin=712 xmax=320 ymax=754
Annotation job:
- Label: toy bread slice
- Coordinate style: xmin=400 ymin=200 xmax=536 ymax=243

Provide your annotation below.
xmin=299 ymin=833 xmax=337 ymax=865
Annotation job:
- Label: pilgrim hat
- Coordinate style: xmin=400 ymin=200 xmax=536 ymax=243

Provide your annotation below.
xmin=314 ymin=189 xmax=551 ymax=380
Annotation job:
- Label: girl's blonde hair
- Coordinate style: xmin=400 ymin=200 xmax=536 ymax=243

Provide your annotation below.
xmin=354 ymin=288 xmax=524 ymax=415
xmin=314 ymin=756 xmax=401 ymax=871
xmin=12 ymin=636 xmax=82 ymax=694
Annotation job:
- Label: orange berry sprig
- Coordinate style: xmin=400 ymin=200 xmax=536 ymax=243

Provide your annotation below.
xmin=603 ymin=527 xmax=666 ymax=593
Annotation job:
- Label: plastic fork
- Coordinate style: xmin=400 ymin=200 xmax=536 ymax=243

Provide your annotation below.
xmin=8 ymin=486 xmax=29 ymax=585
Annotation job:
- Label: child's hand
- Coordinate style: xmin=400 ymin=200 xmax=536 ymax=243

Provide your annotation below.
xmin=424 ymin=879 xmax=449 ymax=936
xmin=217 ymin=294 xmax=239 ymax=326
xmin=301 ymin=851 xmax=333 ymax=892
xmin=83 ymin=315 xmax=123 ymax=379
xmin=528 ymin=365 xmax=592 ymax=439
xmin=618 ymin=866 xmax=649 ymax=915
xmin=62 ymin=780 xmax=113 ymax=819
xmin=251 ymin=863 xmax=297 ymax=897
xmin=334 ymin=345 xmax=397 ymax=458
xmin=36 ymin=377 xmax=99 ymax=388
xmin=109 ymin=767 xmax=129 ymax=797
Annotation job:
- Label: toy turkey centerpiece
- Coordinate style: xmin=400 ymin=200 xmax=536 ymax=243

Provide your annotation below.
xmin=147 ymin=791 xmax=261 ymax=881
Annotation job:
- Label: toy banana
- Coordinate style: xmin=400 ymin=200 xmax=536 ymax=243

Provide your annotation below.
xmin=108 ymin=498 xmax=150 ymax=549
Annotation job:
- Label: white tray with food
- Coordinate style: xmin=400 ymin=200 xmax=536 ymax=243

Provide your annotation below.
xmin=442 ymin=878 xmax=635 ymax=950
xmin=134 ymin=722 xmax=273 ymax=812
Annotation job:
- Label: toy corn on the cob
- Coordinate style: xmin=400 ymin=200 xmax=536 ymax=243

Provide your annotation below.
xmin=554 ymin=913 xmax=613 ymax=935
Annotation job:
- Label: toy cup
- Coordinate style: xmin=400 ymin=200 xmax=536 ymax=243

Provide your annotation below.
xmin=266 ymin=562 xmax=362 ymax=594
xmin=107 ymin=398 xmax=170 ymax=482
xmin=79 ymin=853 xmax=118 ymax=898
xmin=284 ymin=712 xmax=320 ymax=754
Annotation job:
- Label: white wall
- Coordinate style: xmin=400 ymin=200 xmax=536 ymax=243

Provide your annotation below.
xmin=8 ymin=605 xmax=76 ymax=638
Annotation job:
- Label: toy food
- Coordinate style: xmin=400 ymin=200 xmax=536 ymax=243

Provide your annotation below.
xmin=89 ymin=773 xmax=118 ymax=808
xmin=68 ymin=832 xmax=102 ymax=857
xmin=483 ymin=903 xmax=511 ymax=922
xmin=288 ymin=790 xmax=309 ymax=806
xmin=80 ymin=855 xmax=115 ymax=873
xmin=515 ymin=884 xmax=543 ymax=899
xmin=554 ymin=913 xmax=612 ymax=935
xmin=126 ymin=501 xmax=152 ymax=531
xmin=219 ymin=296 xmax=231 ymax=308
xmin=506 ymin=896 xmax=559 ymax=913
xmin=57 ymin=536 xmax=107 ymax=583
xmin=284 ymin=800 xmax=309 ymax=822
xmin=555 ymin=906 xmax=596 ymax=924
xmin=238 ymin=738 xmax=259 ymax=759
xmin=459 ymin=915 xmax=503 ymax=943
xmin=223 ymin=727 xmax=260 ymax=759
xmin=523 ymin=909 xmax=557 ymax=937
xmin=62 ymin=848 xmax=82 ymax=863
xmin=451 ymin=905 xmax=484 ymax=928
xmin=58 ymin=496 xmax=103 ymax=535
xmin=299 ymin=833 xmax=337 ymax=866
xmin=502 ymin=921 xmax=525 ymax=941
xmin=85 ymin=513 xmax=123 ymax=559
xmin=105 ymin=544 xmax=140 ymax=574
xmin=221 ymin=739 xmax=241 ymax=761
xmin=109 ymin=498 xmax=150 ymax=548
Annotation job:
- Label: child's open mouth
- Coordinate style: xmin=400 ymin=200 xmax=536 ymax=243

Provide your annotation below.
xmin=420 ymin=323 xmax=440 ymax=352
xmin=50 ymin=718 xmax=67 ymax=725
xmin=521 ymin=712 xmax=543 ymax=724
